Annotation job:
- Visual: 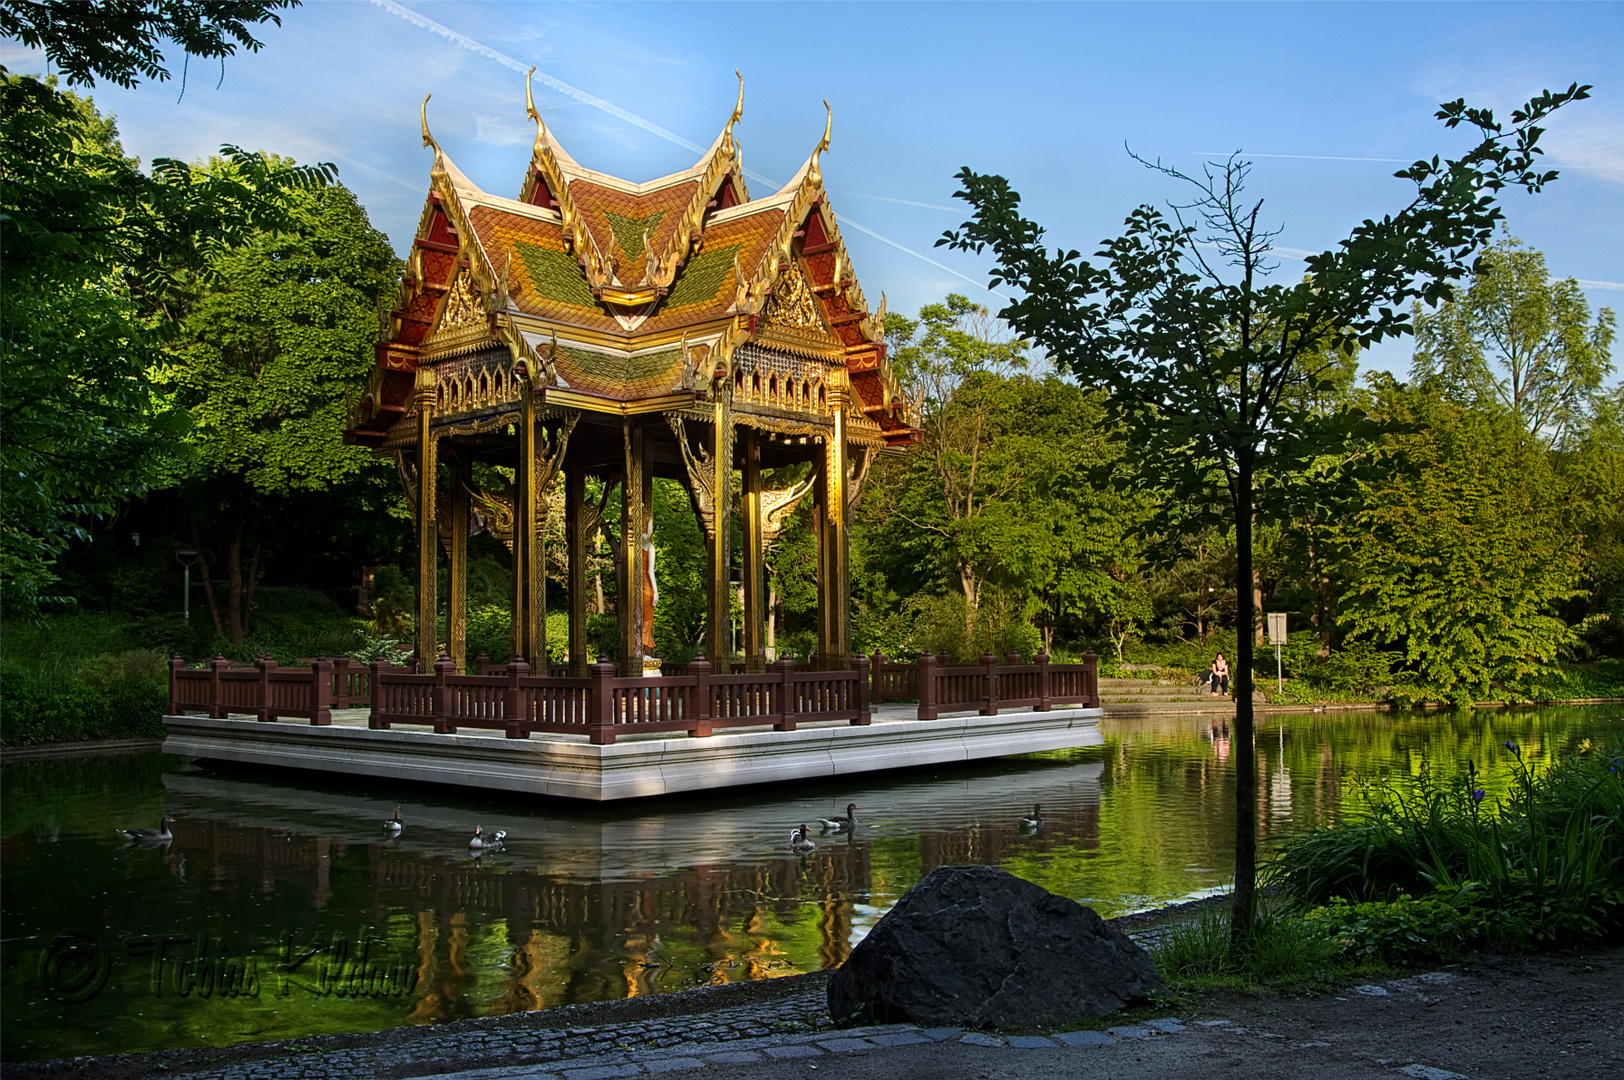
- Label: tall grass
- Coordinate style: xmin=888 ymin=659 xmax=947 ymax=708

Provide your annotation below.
xmin=1267 ymin=734 xmax=1624 ymax=948
xmin=1151 ymin=899 xmax=1339 ymax=983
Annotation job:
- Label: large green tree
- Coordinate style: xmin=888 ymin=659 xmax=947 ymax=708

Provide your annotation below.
xmin=940 ymin=84 xmax=1591 ymax=946
xmin=859 ymin=297 xmax=1139 ymax=658
xmin=0 ymin=0 xmax=297 ymax=89
xmin=1412 ymin=233 xmax=1616 ymax=450
xmin=1339 ymin=381 xmax=1582 ymax=703
xmin=0 ymin=73 xmax=330 ymax=617
xmin=158 ymin=172 xmax=398 ymax=641
xmin=874 ymin=296 xmax=1030 ymax=626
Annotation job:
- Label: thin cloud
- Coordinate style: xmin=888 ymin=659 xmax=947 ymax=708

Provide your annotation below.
xmin=1196 ymin=152 xmax=1412 ymax=164
xmin=835 ymin=213 xmax=1008 ymax=301
xmin=1211 ymin=245 xmax=1622 ymax=294
xmin=335 ymin=153 xmax=423 ymax=194
xmin=836 ymin=190 xmax=960 ymax=212
xmin=369 ymin=0 xmax=702 ymax=152
xmin=372 ymin=0 xmax=1004 ymax=302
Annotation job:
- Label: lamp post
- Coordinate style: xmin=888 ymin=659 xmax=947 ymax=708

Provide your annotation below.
xmin=175 ymin=549 xmax=198 ymax=623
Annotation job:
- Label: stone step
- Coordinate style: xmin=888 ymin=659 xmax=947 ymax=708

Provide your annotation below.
xmin=1102 ymin=700 xmax=1236 ymax=716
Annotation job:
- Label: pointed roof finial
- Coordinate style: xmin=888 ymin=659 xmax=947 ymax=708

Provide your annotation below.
xmin=819 ymin=99 xmax=832 ymax=155
xmin=727 ymin=69 xmax=744 ymax=134
xmin=421 ymin=93 xmax=438 ymax=152
xmin=525 ymin=65 xmax=540 ymax=124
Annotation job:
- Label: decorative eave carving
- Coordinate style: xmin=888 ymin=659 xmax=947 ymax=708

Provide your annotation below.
xmin=734 ymin=103 xmax=832 ymax=318
xmin=648 ymin=72 xmax=746 ymax=291
xmin=521 ymin=68 xmax=610 ymax=292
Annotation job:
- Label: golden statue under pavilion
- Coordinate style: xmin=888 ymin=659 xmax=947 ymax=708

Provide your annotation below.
xmin=346 ymin=74 xmax=918 ymax=676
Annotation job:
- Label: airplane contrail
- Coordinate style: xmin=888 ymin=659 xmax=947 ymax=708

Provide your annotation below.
xmin=369 ymin=0 xmax=1004 ymax=300
xmin=369 ymin=0 xmax=702 ymax=152
xmin=1196 ymin=151 xmax=1413 ymax=163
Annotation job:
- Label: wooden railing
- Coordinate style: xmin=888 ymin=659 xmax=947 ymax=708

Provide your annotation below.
xmin=366 ymin=654 xmax=871 ymax=744
xmin=902 ymin=652 xmax=1099 ymax=719
xmin=169 ymin=655 xmax=343 ymax=725
xmin=168 ymin=650 xmax=1097 ymax=738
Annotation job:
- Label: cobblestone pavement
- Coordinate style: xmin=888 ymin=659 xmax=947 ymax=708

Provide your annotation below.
xmin=36 ymin=946 xmax=1621 ymax=1080
xmin=155 ymin=971 xmax=1486 ymax=1080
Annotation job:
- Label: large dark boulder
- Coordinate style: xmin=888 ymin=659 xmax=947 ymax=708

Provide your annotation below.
xmin=827 ymin=865 xmax=1164 ymax=1028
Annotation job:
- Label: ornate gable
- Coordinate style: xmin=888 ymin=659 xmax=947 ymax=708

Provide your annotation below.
xmin=347 ymin=80 xmax=917 ymax=447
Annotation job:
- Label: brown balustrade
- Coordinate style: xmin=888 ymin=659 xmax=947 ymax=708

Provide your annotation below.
xmin=915 ymin=652 xmax=1098 ymax=719
xmin=169 ymin=654 xmax=335 ymax=725
xmin=167 ymin=650 xmax=1092 ymax=738
xmin=868 ymin=653 xmax=920 ymax=703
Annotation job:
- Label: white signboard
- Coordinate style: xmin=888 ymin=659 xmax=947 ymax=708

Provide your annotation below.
xmin=1267 ymin=612 xmax=1287 ymax=645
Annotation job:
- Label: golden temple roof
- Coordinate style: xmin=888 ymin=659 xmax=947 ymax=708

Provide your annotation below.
xmin=349 ymin=79 xmax=914 ymax=445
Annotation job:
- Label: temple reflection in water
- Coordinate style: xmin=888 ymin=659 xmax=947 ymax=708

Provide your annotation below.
xmin=154 ymin=759 xmax=1103 ymax=1022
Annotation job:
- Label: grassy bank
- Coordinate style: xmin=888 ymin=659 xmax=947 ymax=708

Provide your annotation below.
xmin=1 ymin=592 xmax=377 ymax=746
xmin=1151 ymin=732 xmax=1624 ymax=990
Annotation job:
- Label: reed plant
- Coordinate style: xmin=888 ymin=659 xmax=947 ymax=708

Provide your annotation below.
xmin=1267 ymin=734 xmax=1624 ymax=949
xmin=1151 ymin=898 xmax=1338 ymax=984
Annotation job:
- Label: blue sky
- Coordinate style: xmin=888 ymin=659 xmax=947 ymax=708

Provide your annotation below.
xmin=5 ymin=1 xmax=1620 ymax=377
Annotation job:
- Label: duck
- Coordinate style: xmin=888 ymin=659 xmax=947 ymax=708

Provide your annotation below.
xmin=469 ymin=826 xmax=505 ymax=852
xmin=790 ymin=825 xmax=816 ymax=852
xmin=116 ymin=816 xmax=174 ymax=843
xmin=1019 ymin=803 xmax=1043 ymax=831
xmin=383 ymin=804 xmax=403 ymax=836
xmin=818 ymin=804 xmax=859 ymax=832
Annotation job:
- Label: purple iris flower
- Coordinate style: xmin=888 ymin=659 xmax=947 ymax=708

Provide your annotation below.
xmin=1472 ymin=788 xmax=1485 ymax=804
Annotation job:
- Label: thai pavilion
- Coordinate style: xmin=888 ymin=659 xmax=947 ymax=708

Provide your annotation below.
xmin=345 ymin=75 xmax=918 ymax=677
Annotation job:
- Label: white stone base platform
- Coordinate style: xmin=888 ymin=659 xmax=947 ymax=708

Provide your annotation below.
xmin=160 ymin=704 xmax=1103 ymax=801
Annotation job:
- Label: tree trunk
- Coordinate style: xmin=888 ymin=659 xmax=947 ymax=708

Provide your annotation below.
xmin=226 ymin=516 xmax=244 ymax=644
xmin=958 ymin=563 xmax=979 ymax=642
xmin=1306 ymin=528 xmax=1332 ymax=657
xmin=190 ymin=516 xmax=225 ymax=638
xmin=1230 ymin=446 xmax=1258 ymax=950
xmin=242 ymin=535 xmax=262 ymax=640
xmin=1253 ymin=566 xmax=1266 ymax=649
xmin=767 ymin=582 xmax=778 ymax=653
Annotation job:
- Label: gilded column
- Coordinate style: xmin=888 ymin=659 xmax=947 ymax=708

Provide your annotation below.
xmin=513 ymin=370 xmax=542 ymax=664
xmin=741 ymin=427 xmax=763 ymax=672
xmin=566 ymin=451 xmax=589 ymax=676
xmin=813 ymin=452 xmax=829 ymax=665
xmin=619 ymin=419 xmax=646 ymax=674
xmin=448 ymin=449 xmax=469 ymax=672
xmin=414 ymin=369 xmax=439 ymax=671
xmin=830 ymin=406 xmax=850 ymax=667
xmin=708 ymin=382 xmax=734 ymax=673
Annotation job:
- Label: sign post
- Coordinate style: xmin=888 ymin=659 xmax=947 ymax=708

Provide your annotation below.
xmin=1267 ymin=613 xmax=1287 ymax=694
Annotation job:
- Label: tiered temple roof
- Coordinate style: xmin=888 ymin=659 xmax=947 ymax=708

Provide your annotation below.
xmin=348 ymin=74 xmax=915 ymax=448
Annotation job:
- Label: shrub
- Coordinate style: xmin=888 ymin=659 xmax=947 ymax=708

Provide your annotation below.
xmin=1152 ymin=904 xmax=1230 ymax=978
xmin=1304 ymin=891 xmax=1491 ymax=966
xmin=0 ymin=660 xmax=109 ymax=744
xmin=1269 ymin=735 xmax=1624 ymax=948
xmin=914 ymin=591 xmax=1042 ymax=664
xmin=1150 ymin=899 xmax=1337 ymax=984
xmin=464 ymin=607 xmax=569 ymax=666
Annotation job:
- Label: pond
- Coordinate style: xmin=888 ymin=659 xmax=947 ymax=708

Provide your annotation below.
xmin=3 ymin=704 xmax=1620 ymax=1062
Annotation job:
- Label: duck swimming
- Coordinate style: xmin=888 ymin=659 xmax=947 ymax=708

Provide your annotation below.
xmin=469 ymin=826 xmax=505 ymax=852
xmin=117 ymin=816 xmax=174 ymax=843
xmin=818 ymin=804 xmax=858 ymax=832
xmin=1019 ymin=803 xmax=1043 ymax=830
xmin=383 ymin=805 xmax=403 ymax=836
xmin=790 ymin=825 xmax=816 ymax=852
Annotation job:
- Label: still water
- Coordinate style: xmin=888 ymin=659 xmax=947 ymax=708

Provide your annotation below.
xmin=4 ymin=705 xmax=1621 ymax=1062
